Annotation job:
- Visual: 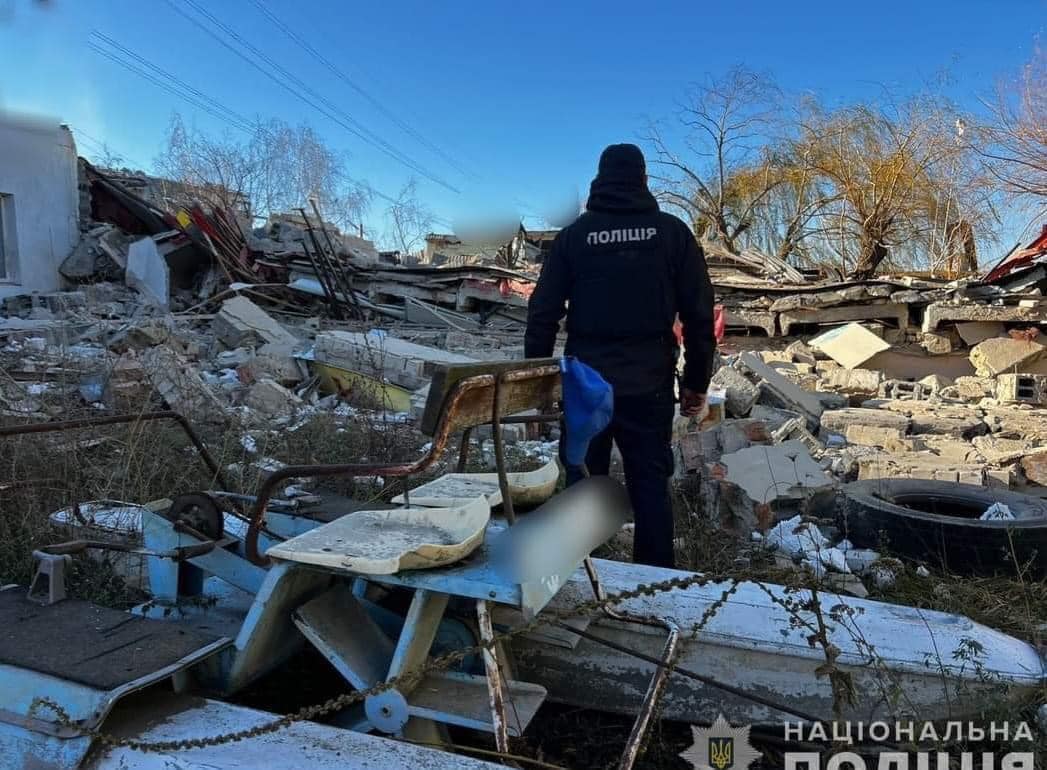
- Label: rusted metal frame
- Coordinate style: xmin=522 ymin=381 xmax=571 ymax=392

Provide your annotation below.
xmin=617 ymin=618 xmax=681 ymax=770
xmin=583 ymin=517 xmax=687 ymax=768
xmin=38 ymin=537 xmax=217 ymax=560
xmin=300 ymin=236 xmax=341 ymax=318
xmin=244 ymin=365 xmax=562 ymax=563
xmin=456 ymin=414 xmax=560 ymax=472
xmin=246 ymin=373 xmax=498 ymax=564
xmin=0 ymin=411 xmax=231 ymax=492
xmin=455 ymin=426 xmax=475 ymax=472
xmin=309 ymin=199 xmax=363 ymax=317
xmin=490 ymin=372 xmax=516 ymax=526
xmin=298 ymin=210 xmax=345 ymax=320
xmin=476 ymin=599 xmax=511 ymax=755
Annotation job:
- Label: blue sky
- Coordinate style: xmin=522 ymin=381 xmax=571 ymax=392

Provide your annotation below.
xmin=0 ymin=0 xmax=1043 ymax=243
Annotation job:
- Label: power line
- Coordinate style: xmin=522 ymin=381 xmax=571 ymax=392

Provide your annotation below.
xmin=169 ymin=0 xmax=460 ymax=194
xmin=88 ymin=41 xmax=256 ymax=133
xmin=247 ymin=0 xmax=476 ymax=181
xmin=91 ymin=31 xmax=258 ymax=134
xmin=86 ymin=34 xmax=453 ymax=228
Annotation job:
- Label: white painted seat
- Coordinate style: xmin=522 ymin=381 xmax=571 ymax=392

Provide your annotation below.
xmin=391 ymin=457 xmax=560 ymax=509
xmin=266 ymin=496 xmax=490 ymax=574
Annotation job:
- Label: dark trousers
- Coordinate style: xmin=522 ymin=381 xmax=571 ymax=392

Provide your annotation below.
xmin=562 ymin=389 xmax=676 ymax=568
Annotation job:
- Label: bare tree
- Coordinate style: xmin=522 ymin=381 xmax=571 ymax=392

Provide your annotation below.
xmin=974 ymin=46 xmax=1047 ymax=210
xmin=157 ymin=113 xmax=371 ymax=226
xmin=646 ymin=68 xmax=785 ymax=254
xmin=383 ymin=179 xmax=434 ymax=255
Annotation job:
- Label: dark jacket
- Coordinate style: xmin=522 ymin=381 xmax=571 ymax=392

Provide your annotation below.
xmin=524 ymin=176 xmax=716 ymax=396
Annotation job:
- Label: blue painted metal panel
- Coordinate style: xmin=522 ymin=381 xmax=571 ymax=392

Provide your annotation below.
xmin=361 ymin=524 xmax=522 ymax=608
xmin=224 ymin=564 xmax=332 ymax=694
xmin=385 ymin=590 xmax=448 ymax=682
xmin=0 ymin=664 xmax=107 ymax=726
xmin=0 ymin=720 xmax=91 ymax=770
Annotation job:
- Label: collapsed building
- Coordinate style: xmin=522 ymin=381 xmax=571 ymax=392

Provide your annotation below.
xmin=0 ymin=122 xmax=1046 ymax=767
xmin=0 ymin=115 xmax=80 ymax=299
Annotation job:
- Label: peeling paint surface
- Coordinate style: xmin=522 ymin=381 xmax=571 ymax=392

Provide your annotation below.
xmin=512 ymin=558 xmax=1045 ymax=723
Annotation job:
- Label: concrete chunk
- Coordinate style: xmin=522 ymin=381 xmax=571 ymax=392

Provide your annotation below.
xmin=314 ymin=330 xmax=476 ymax=390
xmin=1021 ymin=450 xmax=1047 ymax=486
xmin=142 ymin=345 xmax=226 ymax=420
xmin=995 ymin=373 xmax=1047 ymax=404
xmin=820 ymin=408 xmax=910 ymax=434
xmin=785 ymin=340 xmax=818 ymax=366
xmin=951 ymin=376 xmax=995 ymax=400
xmin=969 ymin=337 xmax=1047 ymax=377
xmin=972 ymin=435 xmax=1033 ymax=465
xmin=245 ymin=377 xmax=303 ymax=417
xmin=809 ymin=323 xmax=891 ymax=370
xmin=821 ymin=368 xmax=883 ymax=395
xmin=710 ymin=365 xmax=758 ymax=416
xmin=214 ymin=296 xmax=298 ymax=350
xmin=721 ymin=440 xmax=832 ymax=504
xmin=736 ymin=352 xmax=824 ymax=429
xmin=126 ymin=237 xmax=170 ymax=308
xmin=919 ymin=331 xmax=953 ymax=355
xmin=956 ymin=321 xmax=1006 ymax=346
xmin=844 ymin=424 xmax=905 ymax=447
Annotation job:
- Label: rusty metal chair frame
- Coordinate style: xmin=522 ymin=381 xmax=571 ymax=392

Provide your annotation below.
xmin=244 ymin=363 xmax=563 ymax=565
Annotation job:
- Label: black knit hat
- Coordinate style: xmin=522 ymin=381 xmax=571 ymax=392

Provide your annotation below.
xmin=597 ymin=143 xmax=646 ymax=182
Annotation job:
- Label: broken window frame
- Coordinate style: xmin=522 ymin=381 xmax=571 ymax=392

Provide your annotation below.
xmin=0 ymin=193 xmax=15 ymax=282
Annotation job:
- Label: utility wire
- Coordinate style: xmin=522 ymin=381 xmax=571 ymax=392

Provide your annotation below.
xmin=87 ymin=34 xmax=453 ymax=231
xmin=247 ymin=0 xmax=476 ymax=181
xmin=91 ymin=31 xmax=258 ymax=134
xmin=88 ymin=42 xmax=256 ymax=133
xmin=170 ymin=0 xmax=460 ymax=194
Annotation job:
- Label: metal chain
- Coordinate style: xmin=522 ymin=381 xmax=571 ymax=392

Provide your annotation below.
xmin=34 ymin=569 xmax=739 ymax=753
xmin=626 ymin=579 xmax=743 ymax=766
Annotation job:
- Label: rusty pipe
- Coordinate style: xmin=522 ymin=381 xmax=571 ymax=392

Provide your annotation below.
xmin=0 ymin=411 xmax=231 ymax=491
xmin=39 ymin=538 xmax=217 ymax=560
xmin=490 ymin=373 xmax=516 ymax=526
xmin=618 ymin=618 xmax=681 ymax=770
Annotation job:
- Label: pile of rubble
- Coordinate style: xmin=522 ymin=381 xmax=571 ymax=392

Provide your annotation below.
xmin=677 ymin=314 xmax=1047 ymax=594
xmin=0 ymin=280 xmax=551 ymax=472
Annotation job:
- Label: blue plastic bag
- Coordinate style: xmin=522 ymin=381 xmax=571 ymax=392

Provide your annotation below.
xmin=560 ymin=356 xmax=614 ymax=467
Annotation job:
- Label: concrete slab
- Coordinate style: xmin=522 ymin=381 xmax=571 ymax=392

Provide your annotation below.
xmin=820 ymin=408 xmax=910 ymax=435
xmin=721 ymin=440 xmax=832 ymax=504
xmin=923 ymin=301 xmax=1047 ymax=333
xmin=969 ymin=337 xmax=1047 ymax=376
xmin=214 ymin=295 xmax=298 ymax=349
xmin=810 ymin=323 xmax=890 ymax=370
xmin=736 ymin=353 xmax=824 ymax=429
xmin=780 ymin=303 xmax=907 ymax=336
xmin=126 ymin=237 xmax=170 ymax=308
xmin=956 ymin=321 xmax=1006 ymax=346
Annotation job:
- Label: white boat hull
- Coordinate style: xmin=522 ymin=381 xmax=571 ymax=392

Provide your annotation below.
xmin=511 ymin=559 xmax=1046 ymax=724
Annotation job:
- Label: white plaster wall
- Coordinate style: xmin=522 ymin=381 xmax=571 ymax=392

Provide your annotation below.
xmin=0 ymin=115 xmax=80 ymax=299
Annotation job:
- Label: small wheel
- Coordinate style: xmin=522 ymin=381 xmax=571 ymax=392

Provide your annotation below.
xmin=165 ymin=493 xmax=224 ymax=540
xmin=364 ymin=689 xmax=410 ymax=733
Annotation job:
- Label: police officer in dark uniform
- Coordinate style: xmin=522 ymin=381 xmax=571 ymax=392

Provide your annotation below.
xmin=525 ymin=143 xmax=716 ymax=568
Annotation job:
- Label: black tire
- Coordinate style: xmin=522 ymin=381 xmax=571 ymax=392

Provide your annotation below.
xmin=838 ymin=479 xmax=1047 ymax=577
